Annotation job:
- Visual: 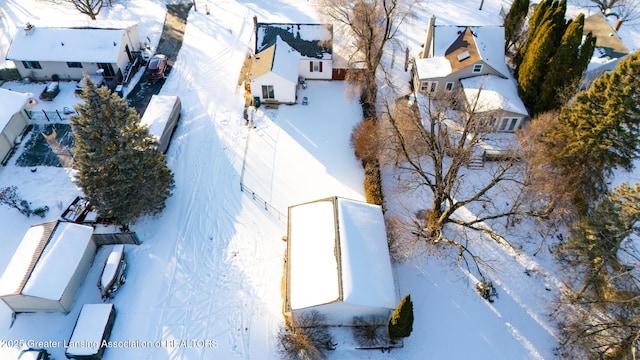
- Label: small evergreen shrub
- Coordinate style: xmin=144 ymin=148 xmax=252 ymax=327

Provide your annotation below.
xmin=389 ymin=294 xmax=414 ymax=340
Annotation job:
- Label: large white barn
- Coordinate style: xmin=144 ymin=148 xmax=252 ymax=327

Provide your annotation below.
xmin=0 ymin=221 xmax=96 ymax=313
xmin=285 ymin=197 xmax=396 ymax=326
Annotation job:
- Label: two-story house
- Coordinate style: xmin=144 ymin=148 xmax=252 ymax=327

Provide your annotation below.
xmin=412 ymin=16 xmax=528 ymax=132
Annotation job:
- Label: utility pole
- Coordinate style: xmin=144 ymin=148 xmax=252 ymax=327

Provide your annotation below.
xmin=479 ymin=0 xmax=484 ymax=10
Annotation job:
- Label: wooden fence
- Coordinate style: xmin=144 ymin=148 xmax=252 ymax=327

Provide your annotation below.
xmin=240 ymin=183 xmax=287 ymax=224
xmin=24 ymin=108 xmax=75 ymax=122
xmin=92 ymin=232 xmax=141 ymax=246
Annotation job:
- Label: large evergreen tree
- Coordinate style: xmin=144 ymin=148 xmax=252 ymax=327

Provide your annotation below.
xmin=542 ymin=52 xmax=640 ymax=214
xmin=557 ymin=182 xmax=640 ymax=358
xmin=71 ymin=78 xmax=175 ymax=226
xmin=504 ymin=0 xmax=530 ymax=53
xmin=538 ymin=14 xmax=595 ymax=113
xmin=388 ymin=294 xmax=414 ymax=340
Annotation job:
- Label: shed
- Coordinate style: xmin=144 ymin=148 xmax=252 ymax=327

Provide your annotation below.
xmin=285 ymin=197 xmax=396 ymax=326
xmin=0 ymin=88 xmax=30 ymax=164
xmin=0 ymin=221 xmax=96 ymax=313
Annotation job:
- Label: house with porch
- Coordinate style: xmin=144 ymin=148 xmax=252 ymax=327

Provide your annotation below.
xmin=412 ymin=16 xmax=528 ymax=132
xmin=5 ymin=21 xmax=142 ymax=88
xmin=247 ymin=21 xmax=333 ymax=105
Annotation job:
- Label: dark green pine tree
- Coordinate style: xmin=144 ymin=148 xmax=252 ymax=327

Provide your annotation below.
xmin=71 ymin=77 xmax=175 ymax=226
xmin=539 ymin=14 xmax=595 ymax=113
xmin=542 ymin=52 xmax=640 ymax=213
xmin=504 ymin=0 xmax=530 ymax=53
xmin=515 ymin=0 xmax=567 ymax=74
xmin=514 ymin=0 xmax=551 ymax=71
xmin=388 ymin=294 xmax=414 ymax=340
xmin=517 ymin=20 xmax=558 ymax=113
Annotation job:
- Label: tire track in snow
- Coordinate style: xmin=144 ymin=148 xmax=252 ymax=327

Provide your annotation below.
xmin=146 ymin=5 xmax=261 ymax=359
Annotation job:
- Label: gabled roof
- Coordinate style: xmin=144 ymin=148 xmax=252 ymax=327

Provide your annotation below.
xmin=584 ymin=12 xmax=629 ymax=60
xmin=0 ymin=221 xmax=94 ymax=301
xmin=426 ymin=25 xmax=509 ymax=78
xmin=286 ymin=197 xmax=396 ymax=311
xmin=6 ymin=21 xmax=137 ymax=63
xmin=461 ymin=75 xmax=528 ymax=116
xmin=248 ymin=35 xmax=299 ymax=84
xmin=0 ymin=88 xmax=29 ymax=130
xmin=256 ymin=23 xmax=332 ymax=60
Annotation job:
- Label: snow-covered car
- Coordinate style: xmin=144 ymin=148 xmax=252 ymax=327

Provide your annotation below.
xmin=75 ymin=74 xmax=105 ymax=94
xmin=98 ymin=244 xmax=127 ymax=299
xmin=145 ymin=54 xmax=168 ymax=80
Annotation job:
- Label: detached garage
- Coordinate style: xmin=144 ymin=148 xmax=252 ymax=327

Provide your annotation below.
xmin=284 ymin=197 xmax=396 ymax=326
xmin=0 ymin=220 xmax=96 ymax=313
xmin=0 ymin=88 xmax=30 ymax=164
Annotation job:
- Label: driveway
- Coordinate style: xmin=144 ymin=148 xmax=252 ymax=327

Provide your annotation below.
xmin=127 ymin=3 xmax=192 ymax=116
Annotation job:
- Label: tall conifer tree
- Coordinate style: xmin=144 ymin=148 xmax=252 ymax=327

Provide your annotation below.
xmin=542 ymin=52 xmax=640 ymax=213
xmin=504 ymin=0 xmax=530 ymax=53
xmin=71 ymin=77 xmax=175 ymax=226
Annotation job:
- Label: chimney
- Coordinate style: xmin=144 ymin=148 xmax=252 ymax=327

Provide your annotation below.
xmin=422 ymin=15 xmax=436 ymax=59
xmin=24 ymin=22 xmax=34 ymax=36
xmin=614 ymin=18 xmax=622 ymax=31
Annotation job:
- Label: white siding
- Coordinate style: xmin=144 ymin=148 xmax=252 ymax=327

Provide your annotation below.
xmin=250 ymin=72 xmax=297 ymax=104
xmin=298 ymin=59 xmax=332 ymax=80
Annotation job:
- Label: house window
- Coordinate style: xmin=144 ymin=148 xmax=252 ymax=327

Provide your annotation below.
xmin=262 ymin=85 xmax=275 ymax=99
xmin=309 ymin=61 xmax=323 ymax=72
xmin=498 ymin=117 xmax=520 ymax=132
xmin=420 ymin=81 xmax=438 ymax=93
xmin=22 ymin=61 xmax=41 ymax=69
xmin=472 ymin=64 xmax=483 ymax=73
xmin=67 ymin=62 xmax=83 ymax=68
xmin=445 ymin=82 xmax=454 ymax=91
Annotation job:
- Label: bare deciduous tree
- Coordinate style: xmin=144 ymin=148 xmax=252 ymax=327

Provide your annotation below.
xmin=52 ymin=0 xmax=103 ymax=20
xmin=574 ymin=0 xmax=640 ymax=25
xmin=380 ymin=90 xmax=551 ymax=279
xmin=316 ymin=0 xmax=413 ymax=117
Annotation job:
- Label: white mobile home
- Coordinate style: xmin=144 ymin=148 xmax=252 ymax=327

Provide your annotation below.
xmin=5 ymin=21 xmax=141 ymax=85
xmin=140 ymin=95 xmax=181 ymax=154
xmin=0 ymin=88 xmax=30 ymax=164
xmin=0 ymin=221 xmax=96 ymax=313
xmin=285 ymin=197 xmax=396 ymax=326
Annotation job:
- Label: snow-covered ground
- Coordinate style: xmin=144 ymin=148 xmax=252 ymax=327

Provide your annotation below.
xmin=0 ymin=0 xmax=638 ymax=359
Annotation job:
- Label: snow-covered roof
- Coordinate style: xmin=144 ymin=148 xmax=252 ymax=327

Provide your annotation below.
xmin=414 ymin=57 xmax=452 ymax=79
xmin=287 ymin=197 xmax=396 ymax=311
xmin=66 ymin=303 xmax=114 ymax=356
xmin=0 ymin=221 xmax=94 ymax=300
xmin=100 ymin=245 xmax=124 ymax=290
xmin=461 ymin=75 xmax=528 ymax=116
xmin=249 ymin=36 xmax=299 ymax=84
xmin=140 ymin=95 xmax=179 ymax=141
xmin=6 ymin=21 xmax=137 ymax=63
xmin=256 ymin=23 xmax=332 ymax=59
xmin=0 ymin=88 xmax=29 ymax=130
xmin=430 ymin=25 xmax=509 ymax=77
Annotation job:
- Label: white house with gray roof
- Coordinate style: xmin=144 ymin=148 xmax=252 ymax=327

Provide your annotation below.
xmin=247 ymin=22 xmax=333 ymax=104
xmin=5 ymin=21 xmax=142 ymax=86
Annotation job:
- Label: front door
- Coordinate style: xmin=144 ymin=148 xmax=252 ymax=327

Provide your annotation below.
xmin=97 ymin=63 xmax=116 ymax=78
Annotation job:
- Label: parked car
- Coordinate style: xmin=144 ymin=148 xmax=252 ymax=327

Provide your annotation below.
xmin=145 ymin=54 xmax=168 ymax=80
xmin=17 ymin=348 xmax=51 ymax=360
xmin=65 ymin=304 xmax=116 ymax=360
xmin=98 ymin=244 xmax=127 ymax=299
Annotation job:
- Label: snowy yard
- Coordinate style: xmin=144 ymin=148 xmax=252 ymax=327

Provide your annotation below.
xmin=0 ymin=0 xmax=638 ymax=359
